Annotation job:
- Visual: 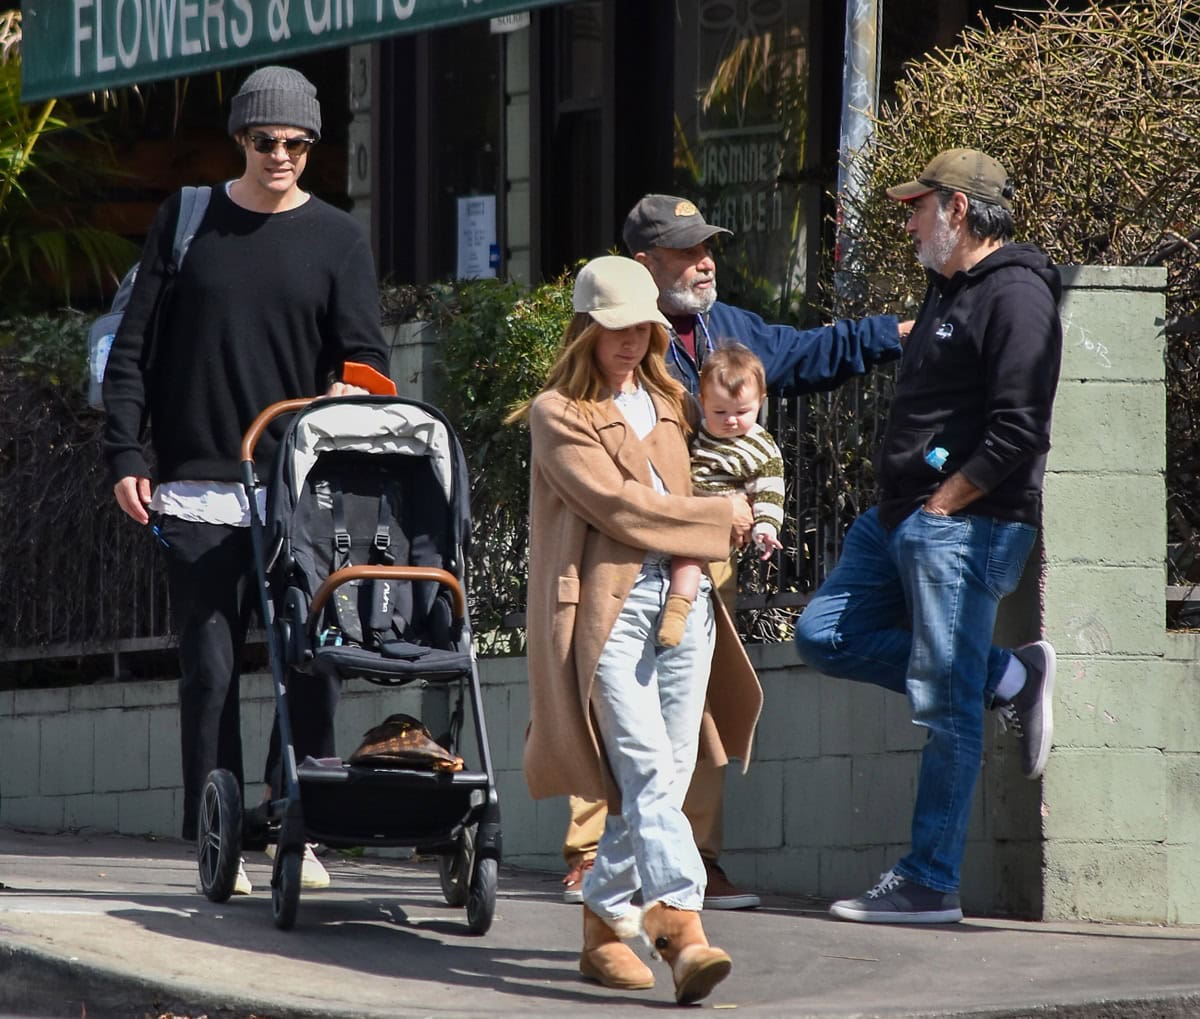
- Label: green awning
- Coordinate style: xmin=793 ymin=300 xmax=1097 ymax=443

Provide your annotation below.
xmin=20 ymin=1 xmax=558 ymax=103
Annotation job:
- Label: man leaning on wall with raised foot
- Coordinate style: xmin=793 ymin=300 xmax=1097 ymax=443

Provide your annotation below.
xmin=795 ymin=148 xmax=1062 ymax=924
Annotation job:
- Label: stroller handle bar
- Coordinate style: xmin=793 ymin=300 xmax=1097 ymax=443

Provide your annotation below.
xmin=308 ymin=565 xmax=467 ymax=631
xmin=240 ymin=397 xmax=315 ymax=463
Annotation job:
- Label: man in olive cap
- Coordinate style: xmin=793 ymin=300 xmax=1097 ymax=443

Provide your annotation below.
xmin=558 ymin=194 xmax=911 ymax=911
xmin=795 ymin=148 xmax=1062 ymax=923
xmin=104 ymin=66 xmax=391 ymax=894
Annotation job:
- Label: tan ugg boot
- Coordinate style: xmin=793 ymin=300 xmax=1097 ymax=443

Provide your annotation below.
xmin=579 ymin=906 xmax=655 ymax=989
xmin=657 ymin=594 xmax=693 ymax=647
xmin=643 ymin=903 xmax=732 ymax=1004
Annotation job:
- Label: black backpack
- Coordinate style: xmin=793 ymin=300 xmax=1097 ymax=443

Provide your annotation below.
xmin=87 ymin=186 xmax=211 ymax=409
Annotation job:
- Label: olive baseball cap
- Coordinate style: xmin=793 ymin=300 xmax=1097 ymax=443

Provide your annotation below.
xmin=886 ymin=148 xmax=1013 ymax=211
xmin=573 ymin=256 xmax=671 ymax=330
xmin=622 ymin=194 xmax=733 ymax=254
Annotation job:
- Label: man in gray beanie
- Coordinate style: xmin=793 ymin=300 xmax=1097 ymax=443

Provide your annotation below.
xmin=103 ymin=65 xmax=391 ymax=896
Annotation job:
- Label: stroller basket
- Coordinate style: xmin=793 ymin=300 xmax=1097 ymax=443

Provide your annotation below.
xmin=297 ymin=758 xmax=490 ymax=847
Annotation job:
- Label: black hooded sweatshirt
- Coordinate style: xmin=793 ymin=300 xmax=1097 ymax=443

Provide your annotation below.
xmin=875 ymin=242 xmax=1063 ymax=529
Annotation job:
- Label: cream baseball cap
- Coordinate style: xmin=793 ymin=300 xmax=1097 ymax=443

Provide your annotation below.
xmin=573 ymin=256 xmax=670 ymax=330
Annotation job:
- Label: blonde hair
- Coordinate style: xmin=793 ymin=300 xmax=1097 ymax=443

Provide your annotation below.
xmin=699 ymin=341 xmax=766 ymax=403
xmin=506 ymin=313 xmax=689 ymax=427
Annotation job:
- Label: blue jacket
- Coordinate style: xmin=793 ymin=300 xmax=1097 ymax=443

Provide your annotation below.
xmin=665 ymin=301 xmax=902 ymax=397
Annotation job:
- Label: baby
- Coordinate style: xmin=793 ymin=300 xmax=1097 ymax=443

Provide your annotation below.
xmin=659 ymin=342 xmax=785 ymax=647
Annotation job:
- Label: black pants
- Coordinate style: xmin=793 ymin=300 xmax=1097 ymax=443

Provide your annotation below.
xmin=157 ymin=515 xmax=339 ymax=841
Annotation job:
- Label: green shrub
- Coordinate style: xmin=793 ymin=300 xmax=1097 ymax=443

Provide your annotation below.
xmin=0 ymin=308 xmax=90 ymax=392
xmin=383 ymin=272 xmax=575 ymax=651
xmin=435 ymin=273 xmax=571 ymax=515
xmin=1 ymin=12 xmax=138 ymax=311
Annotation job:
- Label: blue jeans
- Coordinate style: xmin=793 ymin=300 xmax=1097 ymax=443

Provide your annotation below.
xmin=794 ymin=506 xmax=1036 ymax=891
xmin=583 ymin=561 xmax=715 ymax=921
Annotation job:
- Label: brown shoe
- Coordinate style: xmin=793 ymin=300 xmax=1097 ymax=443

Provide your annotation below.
xmin=643 ymin=903 xmax=731 ymax=1004
xmin=703 ymin=858 xmax=760 ymax=910
xmin=562 ymin=856 xmax=594 ymax=904
xmin=579 ymin=906 xmax=654 ymax=990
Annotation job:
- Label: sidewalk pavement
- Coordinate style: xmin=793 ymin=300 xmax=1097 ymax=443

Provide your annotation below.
xmin=1 ymin=827 xmax=1199 ymax=1019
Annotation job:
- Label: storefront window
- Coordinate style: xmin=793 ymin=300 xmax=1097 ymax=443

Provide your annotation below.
xmin=557 ymin=2 xmax=603 ymax=105
xmin=673 ymin=0 xmax=813 ymax=318
xmin=541 ymin=1 xmax=607 ymax=277
xmin=429 ymin=21 xmax=502 ymax=279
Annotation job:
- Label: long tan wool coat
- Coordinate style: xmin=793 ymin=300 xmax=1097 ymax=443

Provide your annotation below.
xmin=523 ymin=387 xmax=763 ymax=808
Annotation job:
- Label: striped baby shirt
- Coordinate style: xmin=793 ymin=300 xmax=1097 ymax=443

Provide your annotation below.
xmin=691 ymin=422 xmax=786 ymax=547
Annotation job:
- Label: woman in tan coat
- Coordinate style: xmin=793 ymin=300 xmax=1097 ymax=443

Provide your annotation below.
xmin=512 ymin=256 xmax=763 ymax=1005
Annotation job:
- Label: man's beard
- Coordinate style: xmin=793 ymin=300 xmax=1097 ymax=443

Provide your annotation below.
xmin=917 ymin=205 xmax=959 ymax=272
xmin=659 ymin=276 xmax=718 ymax=316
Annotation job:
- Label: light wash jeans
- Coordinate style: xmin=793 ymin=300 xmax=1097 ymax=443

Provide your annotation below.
xmin=583 ymin=560 xmax=715 ymax=922
xmin=794 ymin=506 xmax=1036 ymax=892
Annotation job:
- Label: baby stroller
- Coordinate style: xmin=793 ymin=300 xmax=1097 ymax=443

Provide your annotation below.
xmin=195 ymin=395 xmax=501 ymax=934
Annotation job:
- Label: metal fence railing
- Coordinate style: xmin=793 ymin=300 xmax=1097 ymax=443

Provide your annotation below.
xmin=732 ymin=371 xmax=894 ymax=641
xmin=0 ymin=362 xmax=907 ymax=677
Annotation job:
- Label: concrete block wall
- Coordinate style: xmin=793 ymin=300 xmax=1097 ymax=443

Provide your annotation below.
xmin=1040 ymin=265 xmax=1173 ymax=921
xmin=0 ymin=676 xmax=432 ymax=839
xmin=387 ymin=321 xmax=441 ymax=401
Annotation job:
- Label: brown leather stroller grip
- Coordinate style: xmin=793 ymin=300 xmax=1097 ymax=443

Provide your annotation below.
xmin=307 ymin=565 xmax=466 ymax=630
xmin=240 ymin=398 xmax=315 ymax=463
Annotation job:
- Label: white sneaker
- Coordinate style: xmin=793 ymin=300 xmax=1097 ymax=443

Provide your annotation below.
xmin=195 ymin=856 xmax=252 ymax=895
xmin=233 ymin=857 xmax=252 ymax=895
xmin=266 ymin=842 xmax=330 ymax=889
xmin=300 ymin=843 xmax=330 ymax=889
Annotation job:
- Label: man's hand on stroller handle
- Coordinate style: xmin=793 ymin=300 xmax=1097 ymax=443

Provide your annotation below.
xmin=323 ymin=381 xmax=369 ymax=398
xmin=114 ymin=475 xmax=152 ymax=525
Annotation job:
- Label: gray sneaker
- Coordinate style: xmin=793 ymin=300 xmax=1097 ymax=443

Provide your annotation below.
xmin=830 ymin=869 xmax=962 ymax=924
xmin=998 ymin=640 xmax=1057 ymax=780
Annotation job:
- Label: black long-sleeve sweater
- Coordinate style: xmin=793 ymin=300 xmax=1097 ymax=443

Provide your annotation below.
xmin=875 ymin=242 xmax=1063 ymax=528
xmin=102 ymin=186 xmax=389 ymax=485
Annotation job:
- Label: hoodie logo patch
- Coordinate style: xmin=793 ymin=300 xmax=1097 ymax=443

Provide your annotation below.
xmin=935 ymin=321 xmax=954 ymax=340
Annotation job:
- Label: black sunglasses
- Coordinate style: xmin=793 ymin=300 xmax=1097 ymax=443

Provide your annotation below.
xmin=248 ymin=132 xmax=316 ymax=156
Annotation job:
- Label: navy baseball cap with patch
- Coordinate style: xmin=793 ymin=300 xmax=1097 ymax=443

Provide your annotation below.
xmin=622 ymin=194 xmax=733 ymax=254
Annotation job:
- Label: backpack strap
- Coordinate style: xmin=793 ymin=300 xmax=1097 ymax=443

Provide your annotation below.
xmin=168 ymin=185 xmax=212 ymax=273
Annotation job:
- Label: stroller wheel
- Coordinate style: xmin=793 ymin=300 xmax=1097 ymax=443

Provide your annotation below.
xmin=438 ymin=824 xmax=476 ymax=908
xmin=272 ymin=846 xmax=303 ymax=930
xmin=197 ymin=769 xmax=242 ymax=903
xmin=466 ymin=855 xmax=498 ymax=935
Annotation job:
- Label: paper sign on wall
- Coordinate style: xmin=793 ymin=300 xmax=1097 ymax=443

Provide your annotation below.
xmin=456 ymin=195 xmax=499 ymax=280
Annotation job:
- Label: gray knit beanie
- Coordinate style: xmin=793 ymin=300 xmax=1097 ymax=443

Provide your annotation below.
xmin=228 ymin=66 xmax=321 ymax=140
